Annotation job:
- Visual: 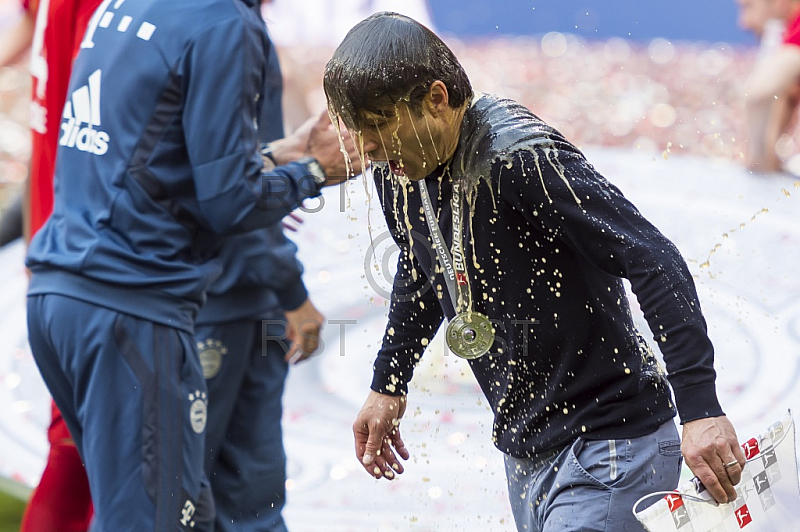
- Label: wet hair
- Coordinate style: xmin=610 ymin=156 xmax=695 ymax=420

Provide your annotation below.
xmin=323 ymin=12 xmax=473 ymax=131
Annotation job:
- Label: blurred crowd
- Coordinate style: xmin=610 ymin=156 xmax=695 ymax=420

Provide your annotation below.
xmin=0 ymin=27 xmax=788 ymax=212
xmin=275 ymin=35 xmax=768 ymax=163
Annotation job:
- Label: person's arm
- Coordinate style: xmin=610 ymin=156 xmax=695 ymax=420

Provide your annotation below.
xmin=353 ymin=167 xmax=444 ymax=480
xmin=744 ymin=45 xmax=800 ymax=172
xmin=369 ymin=169 xmax=445 ymax=398
xmin=354 ymin=252 xmax=440 ymax=480
xmin=0 ymin=8 xmax=35 ymax=67
xmin=182 ymin=19 xmax=355 ymax=235
xmin=254 ymin=222 xmax=322 ymax=364
xmin=369 ymin=238 xmax=443 ymax=396
xmin=501 ymin=137 xmax=743 ymax=503
xmin=258 ymin=111 xmax=361 ymax=361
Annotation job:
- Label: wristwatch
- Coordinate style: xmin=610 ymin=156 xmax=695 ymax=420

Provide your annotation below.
xmin=260 ymin=143 xmax=277 ymax=171
xmin=298 ymin=156 xmax=327 ymax=187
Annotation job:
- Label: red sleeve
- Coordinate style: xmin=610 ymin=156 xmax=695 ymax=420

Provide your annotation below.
xmin=784 ymin=10 xmax=800 ymax=46
xmin=28 ymin=0 xmax=105 ymax=237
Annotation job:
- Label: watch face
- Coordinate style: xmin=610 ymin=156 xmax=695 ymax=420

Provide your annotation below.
xmin=301 ymin=157 xmax=327 ymax=184
xmin=311 ymin=162 xmax=326 ymax=184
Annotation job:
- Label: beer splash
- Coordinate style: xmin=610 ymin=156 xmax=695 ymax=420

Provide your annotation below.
xmin=327 ymin=109 xmax=386 ymax=285
xmin=698 ymin=182 xmax=800 ymax=273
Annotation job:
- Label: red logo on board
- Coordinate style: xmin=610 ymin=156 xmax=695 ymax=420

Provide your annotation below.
xmin=742 ymin=438 xmax=760 ymax=460
xmin=735 ymin=505 xmax=752 ymax=528
xmin=665 ymin=493 xmax=684 ymax=512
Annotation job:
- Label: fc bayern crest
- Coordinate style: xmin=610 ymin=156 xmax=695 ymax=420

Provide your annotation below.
xmin=196 ymin=339 xmax=227 ymax=379
xmin=188 ymin=390 xmax=208 ymax=434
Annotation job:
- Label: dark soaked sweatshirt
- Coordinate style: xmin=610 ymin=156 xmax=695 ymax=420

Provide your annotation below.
xmin=371 ymin=93 xmax=722 ymax=458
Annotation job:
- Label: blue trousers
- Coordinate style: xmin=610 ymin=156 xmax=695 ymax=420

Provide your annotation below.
xmin=195 ymin=319 xmax=289 ymax=532
xmin=504 ymin=421 xmax=682 ymax=532
xmin=27 ymin=294 xmax=214 ymax=531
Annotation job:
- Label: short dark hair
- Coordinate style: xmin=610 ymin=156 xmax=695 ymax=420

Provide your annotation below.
xmin=324 ymin=12 xmax=473 ymax=131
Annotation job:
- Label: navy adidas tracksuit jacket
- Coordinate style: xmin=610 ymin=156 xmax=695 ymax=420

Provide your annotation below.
xmin=27 ymin=0 xmax=320 ymax=332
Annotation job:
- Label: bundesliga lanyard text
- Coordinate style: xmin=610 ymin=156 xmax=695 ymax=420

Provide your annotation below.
xmin=418 ymin=177 xmax=494 ymax=359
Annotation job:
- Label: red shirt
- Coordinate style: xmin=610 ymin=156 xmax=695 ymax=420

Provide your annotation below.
xmin=25 ymin=0 xmax=103 ymax=236
xmin=783 ymin=6 xmax=800 ymax=46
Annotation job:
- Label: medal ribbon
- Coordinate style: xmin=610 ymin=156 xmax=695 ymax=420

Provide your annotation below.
xmin=418 ymin=177 xmax=469 ymax=314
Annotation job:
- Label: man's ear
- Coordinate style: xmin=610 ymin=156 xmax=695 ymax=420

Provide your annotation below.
xmin=427 ymin=80 xmax=450 ymax=115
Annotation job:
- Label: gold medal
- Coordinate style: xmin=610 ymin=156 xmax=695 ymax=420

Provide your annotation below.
xmin=446 ymin=312 xmax=495 ymax=359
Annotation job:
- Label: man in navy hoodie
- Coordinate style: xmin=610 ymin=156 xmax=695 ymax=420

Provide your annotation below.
xmin=324 ymin=12 xmax=745 ymax=531
xmin=25 ymin=0 xmax=356 ymax=529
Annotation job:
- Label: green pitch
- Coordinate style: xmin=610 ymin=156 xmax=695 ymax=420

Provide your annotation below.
xmin=0 ymin=491 xmax=24 ymax=531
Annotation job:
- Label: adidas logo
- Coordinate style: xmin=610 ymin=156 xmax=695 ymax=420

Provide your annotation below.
xmin=59 ymin=70 xmax=109 ymax=156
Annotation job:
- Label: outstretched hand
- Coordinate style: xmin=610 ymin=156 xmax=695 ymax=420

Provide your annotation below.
xmin=681 ymin=415 xmax=745 ymax=504
xmin=305 ymin=111 xmax=364 ymax=185
xmin=264 ymin=111 xmax=365 ymax=184
xmin=353 ymin=391 xmax=409 ymax=480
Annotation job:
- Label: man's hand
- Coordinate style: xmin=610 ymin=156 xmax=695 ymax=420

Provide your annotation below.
xmin=681 ymin=416 xmax=746 ymax=504
xmin=305 ymin=112 xmax=364 ymax=185
xmin=265 ymin=111 xmax=369 ymax=186
xmin=353 ymin=391 xmax=409 ymax=480
xmin=284 ymin=298 xmax=324 ymax=364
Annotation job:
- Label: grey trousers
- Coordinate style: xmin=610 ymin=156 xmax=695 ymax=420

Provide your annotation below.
xmin=504 ymin=421 xmax=683 ymax=531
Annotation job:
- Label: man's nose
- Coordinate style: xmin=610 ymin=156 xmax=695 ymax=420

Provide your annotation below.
xmin=359 ymin=136 xmax=380 ymax=156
